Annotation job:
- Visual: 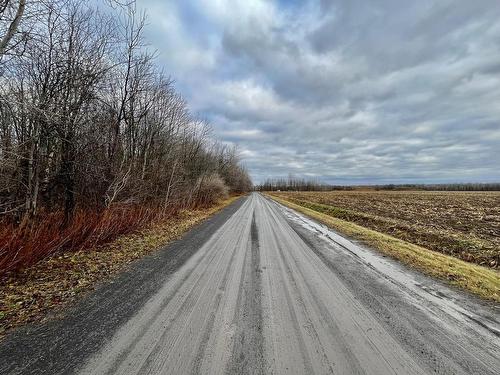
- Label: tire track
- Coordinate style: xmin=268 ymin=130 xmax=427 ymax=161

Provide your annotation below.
xmin=226 ymin=212 xmax=264 ymax=375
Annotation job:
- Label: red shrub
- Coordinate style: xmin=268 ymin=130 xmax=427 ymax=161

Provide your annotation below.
xmin=0 ymin=205 xmax=174 ymax=276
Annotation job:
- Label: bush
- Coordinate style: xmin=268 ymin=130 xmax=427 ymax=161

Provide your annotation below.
xmin=0 ymin=205 xmax=172 ymax=276
xmin=196 ymin=174 xmax=229 ymax=207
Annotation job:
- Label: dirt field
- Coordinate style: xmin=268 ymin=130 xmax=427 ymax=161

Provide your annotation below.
xmin=269 ymin=191 xmax=500 ymax=268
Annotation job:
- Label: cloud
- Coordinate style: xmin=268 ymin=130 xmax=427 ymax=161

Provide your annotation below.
xmin=138 ymin=0 xmax=500 ymax=184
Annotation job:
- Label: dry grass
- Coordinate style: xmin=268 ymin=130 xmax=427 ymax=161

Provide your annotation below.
xmin=0 ymin=196 xmax=241 ymax=337
xmin=269 ymin=190 xmax=500 ymax=268
xmin=267 ymin=193 xmax=500 ymax=301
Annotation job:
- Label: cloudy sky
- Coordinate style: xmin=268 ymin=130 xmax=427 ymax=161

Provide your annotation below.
xmin=137 ymin=0 xmax=500 ymax=184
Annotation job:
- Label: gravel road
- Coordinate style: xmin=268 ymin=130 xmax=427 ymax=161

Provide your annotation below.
xmin=1 ymin=193 xmax=499 ymax=374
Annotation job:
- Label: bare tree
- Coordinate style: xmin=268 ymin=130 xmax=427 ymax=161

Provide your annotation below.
xmin=0 ymin=0 xmax=252 ymax=224
xmin=0 ymin=0 xmax=26 ymax=57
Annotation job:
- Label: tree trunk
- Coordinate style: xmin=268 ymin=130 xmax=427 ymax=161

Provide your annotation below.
xmin=61 ymin=130 xmax=75 ymax=226
xmin=0 ymin=0 xmax=26 ymax=57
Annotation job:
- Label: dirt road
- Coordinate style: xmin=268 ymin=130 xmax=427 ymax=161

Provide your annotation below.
xmin=1 ymin=193 xmax=499 ymax=374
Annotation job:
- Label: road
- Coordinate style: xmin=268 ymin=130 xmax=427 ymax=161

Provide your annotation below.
xmin=1 ymin=193 xmax=499 ymax=374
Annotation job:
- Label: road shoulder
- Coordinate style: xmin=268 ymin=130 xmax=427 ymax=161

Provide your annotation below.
xmin=0 ymin=196 xmax=246 ymax=374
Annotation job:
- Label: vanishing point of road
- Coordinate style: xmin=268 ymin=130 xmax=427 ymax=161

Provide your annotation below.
xmin=1 ymin=193 xmax=499 ymax=374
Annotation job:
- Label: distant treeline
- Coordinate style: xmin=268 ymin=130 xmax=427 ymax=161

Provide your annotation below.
xmin=256 ymin=178 xmax=353 ymax=191
xmin=370 ymin=183 xmax=500 ymax=191
xmin=257 ymin=178 xmax=500 ymax=192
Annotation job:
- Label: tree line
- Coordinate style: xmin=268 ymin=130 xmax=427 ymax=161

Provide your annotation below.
xmin=371 ymin=183 xmax=500 ymax=191
xmin=0 ymin=0 xmax=252 ymax=225
xmin=256 ymin=177 xmax=352 ymax=192
xmin=257 ymin=177 xmax=500 ymax=192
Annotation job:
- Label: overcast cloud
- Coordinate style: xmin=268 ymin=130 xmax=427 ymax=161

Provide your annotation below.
xmin=137 ymin=0 xmax=500 ymax=184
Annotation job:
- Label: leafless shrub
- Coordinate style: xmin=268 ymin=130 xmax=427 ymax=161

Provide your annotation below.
xmin=196 ymin=173 xmax=229 ymax=207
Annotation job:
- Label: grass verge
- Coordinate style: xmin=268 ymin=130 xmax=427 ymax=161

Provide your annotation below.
xmin=267 ymin=194 xmax=500 ymax=302
xmin=0 ymin=196 xmax=241 ymax=338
